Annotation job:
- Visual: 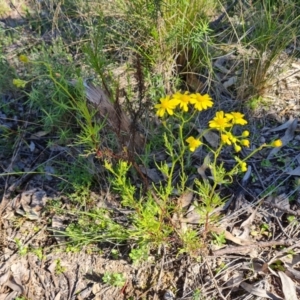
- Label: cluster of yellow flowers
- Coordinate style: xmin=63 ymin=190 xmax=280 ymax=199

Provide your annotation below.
xmin=155 ymin=91 xmax=251 ymax=153
xmin=209 ymin=111 xmax=249 ymax=153
xmin=155 ymin=91 xmax=283 ymax=172
xmin=155 ymin=91 xmax=213 ymax=117
xmin=155 ymin=91 xmax=215 ymax=152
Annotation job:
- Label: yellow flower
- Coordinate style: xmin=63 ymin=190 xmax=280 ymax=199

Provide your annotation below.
xmin=234 ymin=144 xmax=242 ymax=152
xmin=241 ymin=139 xmax=250 ymax=147
xmin=155 ymin=95 xmax=179 ymax=117
xmin=221 ymin=132 xmax=236 ymax=144
xmin=13 ymin=78 xmax=27 ymax=88
xmin=226 ymin=112 xmax=248 ymax=125
xmin=240 ymin=162 xmax=247 ymax=172
xmin=19 ymin=55 xmax=29 ymax=63
xmin=242 ymin=130 xmax=250 ymax=137
xmin=172 ymin=91 xmax=191 ymax=112
xmin=186 ymin=136 xmax=202 ymax=152
xmin=209 ymin=111 xmax=232 ymax=131
xmin=235 ymin=156 xmax=247 ymax=172
xmin=189 ymin=93 xmax=213 ymax=111
xmin=228 ymin=132 xmax=237 ymax=143
xmin=272 ymin=139 xmax=282 ymax=147
xmin=221 ymin=133 xmax=232 ymax=145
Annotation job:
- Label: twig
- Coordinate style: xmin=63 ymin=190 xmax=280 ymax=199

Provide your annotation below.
xmin=204 ymin=258 xmax=226 ymax=300
xmin=263 ymin=200 xmax=300 ymax=216
xmin=212 ymin=239 xmax=296 ymax=256
xmin=267 ymin=241 xmax=300 ymax=265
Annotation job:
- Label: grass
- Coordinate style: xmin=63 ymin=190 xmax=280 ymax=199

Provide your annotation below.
xmin=1 ymin=0 xmax=300 ymax=298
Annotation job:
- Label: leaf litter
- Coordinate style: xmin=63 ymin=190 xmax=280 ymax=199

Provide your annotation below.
xmin=1 ymin=3 xmax=300 ymax=300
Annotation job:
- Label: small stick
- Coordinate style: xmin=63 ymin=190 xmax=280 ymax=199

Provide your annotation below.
xmin=211 ymin=239 xmax=295 ymax=256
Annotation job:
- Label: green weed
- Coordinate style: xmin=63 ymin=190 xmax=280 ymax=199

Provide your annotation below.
xmin=102 ymin=272 xmax=126 ymax=287
xmin=54 ymin=259 xmax=67 ymax=275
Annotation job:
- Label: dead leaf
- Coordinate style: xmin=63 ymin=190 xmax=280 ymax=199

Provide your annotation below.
xmin=180 ymin=208 xmax=200 ymax=224
xmin=0 ymin=291 xmax=19 ymax=300
xmin=266 ymin=117 xmax=295 ymax=133
xmin=29 ymin=131 xmax=49 ymax=139
xmin=285 ymin=166 xmax=300 ymax=176
xmin=203 ymin=131 xmax=220 ymax=148
xmin=70 ymin=80 xmax=145 ymax=152
xmin=16 ymin=189 xmax=47 ymax=220
xmin=0 ymin=272 xmax=10 ymax=286
xmin=285 ymin=263 xmax=300 ymax=281
xmin=265 ymin=194 xmax=290 ymax=218
xmin=267 ymin=118 xmax=298 ymax=159
xmin=240 ymin=282 xmax=281 ymax=299
xmin=11 ymin=260 xmax=30 ymax=286
xmin=240 ymin=208 xmax=256 ymax=230
xmin=223 ymin=76 xmax=237 ymax=89
xmin=214 ymin=58 xmax=231 ymax=74
xmin=53 ymin=292 xmax=61 ymax=300
xmin=139 ymin=166 xmax=162 ymax=183
xmin=5 ymin=277 xmax=23 ymax=294
xmin=77 ymin=286 xmax=93 ymax=300
xmin=197 ymin=153 xmax=211 ymax=180
xmin=209 ymin=225 xmax=252 ymax=246
xmin=52 ymin=215 xmax=67 ymax=244
xmin=278 ymin=271 xmax=298 ymax=300
xmin=225 ymin=271 xmax=243 ymax=290
xmin=177 ymin=192 xmax=194 ymax=209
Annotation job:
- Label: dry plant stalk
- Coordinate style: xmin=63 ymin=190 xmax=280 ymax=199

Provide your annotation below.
xmin=71 ymin=80 xmax=145 ymax=153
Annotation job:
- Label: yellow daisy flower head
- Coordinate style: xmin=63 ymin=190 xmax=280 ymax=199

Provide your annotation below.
xmin=242 ymin=130 xmax=250 ymax=137
xmin=155 ymin=95 xmax=179 ymax=117
xmin=272 ymin=139 xmax=283 ymax=147
xmin=172 ymin=91 xmax=191 ymax=112
xmin=221 ymin=132 xmax=236 ymax=144
xmin=221 ymin=133 xmax=232 ymax=145
xmin=209 ymin=111 xmax=232 ymax=131
xmin=19 ymin=54 xmax=29 ymax=63
xmin=226 ymin=112 xmax=248 ymax=125
xmin=189 ymin=93 xmax=213 ymax=111
xmin=186 ymin=136 xmax=202 ymax=152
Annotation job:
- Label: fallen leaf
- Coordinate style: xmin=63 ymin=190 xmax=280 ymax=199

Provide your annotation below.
xmin=5 ymin=277 xmax=23 ymax=294
xmin=284 ymin=263 xmax=300 ymax=280
xmin=177 ymin=192 xmax=194 ymax=209
xmin=266 ymin=117 xmax=295 ymax=133
xmin=70 ymin=80 xmax=145 ymax=151
xmin=29 ymin=131 xmax=49 ymax=139
xmin=278 ymin=271 xmax=297 ymax=300
xmin=197 ymin=153 xmax=211 ymax=180
xmin=139 ymin=166 xmax=162 ymax=183
xmin=267 ymin=118 xmax=298 ymax=159
xmin=225 ymin=271 xmax=243 ymax=291
xmin=16 ymin=189 xmax=47 ymax=220
xmin=240 ymin=282 xmax=281 ymax=299
xmin=203 ymin=131 xmax=220 ymax=148
xmin=285 ymin=166 xmax=300 ymax=176
xmin=209 ymin=225 xmax=252 ymax=246
xmin=52 ymin=215 xmax=67 ymax=244
xmin=53 ymin=292 xmax=61 ymax=300
xmin=223 ymin=76 xmax=237 ymax=89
